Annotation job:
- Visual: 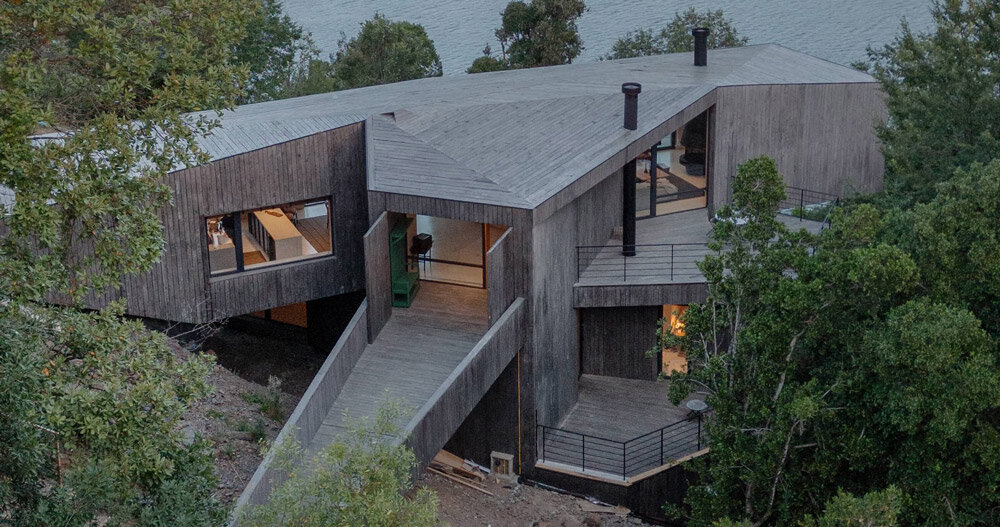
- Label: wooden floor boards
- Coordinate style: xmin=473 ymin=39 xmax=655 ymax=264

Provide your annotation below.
xmin=306 ymin=282 xmax=488 ymax=458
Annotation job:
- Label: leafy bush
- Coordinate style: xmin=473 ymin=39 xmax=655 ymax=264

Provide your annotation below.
xmin=240 ymin=401 xmax=438 ymax=527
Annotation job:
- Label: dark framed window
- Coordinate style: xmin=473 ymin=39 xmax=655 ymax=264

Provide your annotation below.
xmin=207 ymin=197 xmax=333 ymax=276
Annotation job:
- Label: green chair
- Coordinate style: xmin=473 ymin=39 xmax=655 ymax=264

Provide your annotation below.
xmin=389 ymin=219 xmax=419 ymax=307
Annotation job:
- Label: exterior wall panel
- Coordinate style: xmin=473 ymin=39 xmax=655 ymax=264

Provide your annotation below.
xmin=712 ymin=83 xmax=885 ymax=208
xmin=119 ymin=123 xmax=367 ymax=323
xmin=580 ymin=306 xmax=660 ymax=381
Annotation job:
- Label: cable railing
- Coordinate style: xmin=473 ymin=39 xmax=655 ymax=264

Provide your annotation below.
xmin=576 ymin=243 xmax=711 ymax=282
xmin=537 ymin=411 xmax=711 ymax=481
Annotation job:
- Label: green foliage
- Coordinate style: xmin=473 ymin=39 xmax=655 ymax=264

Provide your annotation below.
xmin=233 ymin=0 xmax=310 ymax=103
xmin=0 ymin=0 xmax=250 ymax=523
xmin=800 ymin=487 xmax=902 ymax=527
xmin=467 ymin=45 xmax=510 ymax=74
xmin=669 ymin=156 xmax=1000 ymax=526
xmin=330 ymin=13 xmax=442 ymax=91
xmin=237 ymin=418 xmax=268 ymax=444
xmin=880 ymin=160 xmax=1000 ymax=335
xmin=475 ymin=0 xmax=586 ymax=71
xmin=604 ymin=8 xmax=747 ymax=60
xmin=866 ymin=0 xmax=1000 ymax=204
xmin=240 ymin=401 xmax=439 ymax=527
xmin=243 ymin=375 xmax=284 ymax=421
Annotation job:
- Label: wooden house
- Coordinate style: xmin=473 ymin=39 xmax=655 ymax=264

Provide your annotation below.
xmin=87 ymin=41 xmax=886 ymax=519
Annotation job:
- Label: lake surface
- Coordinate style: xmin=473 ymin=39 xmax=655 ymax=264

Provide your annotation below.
xmin=282 ymin=0 xmax=936 ymax=75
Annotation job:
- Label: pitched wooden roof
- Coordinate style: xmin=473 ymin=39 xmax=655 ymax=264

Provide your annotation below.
xmin=193 ymin=44 xmax=876 ymax=209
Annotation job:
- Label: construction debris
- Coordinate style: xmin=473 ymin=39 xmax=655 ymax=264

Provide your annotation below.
xmin=427 ymin=449 xmax=491 ymax=495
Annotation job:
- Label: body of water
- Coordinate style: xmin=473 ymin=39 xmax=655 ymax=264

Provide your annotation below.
xmin=282 ymin=0 xmax=936 ymax=75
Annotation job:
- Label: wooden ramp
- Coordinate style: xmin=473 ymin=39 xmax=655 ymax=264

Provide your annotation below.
xmin=306 ymin=282 xmax=488 ymax=458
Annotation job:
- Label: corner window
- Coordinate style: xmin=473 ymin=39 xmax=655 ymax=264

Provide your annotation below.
xmin=207 ymin=197 xmax=332 ymax=276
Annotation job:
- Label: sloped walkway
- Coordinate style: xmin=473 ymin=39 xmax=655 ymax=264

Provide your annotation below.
xmin=306 ymin=282 xmax=488 ymax=457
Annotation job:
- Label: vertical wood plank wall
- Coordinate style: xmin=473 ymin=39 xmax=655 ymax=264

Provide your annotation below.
xmin=363 ymin=211 xmax=392 ymax=343
xmin=532 ymin=171 xmax=621 ymax=429
xmin=711 ymin=83 xmax=886 ymax=208
xmin=119 ymin=122 xmax=368 ymax=323
xmin=486 ymin=228 xmax=515 ymax=325
xmin=403 ymin=298 xmax=526 ymax=469
xmin=579 ymin=306 xmax=660 ymax=381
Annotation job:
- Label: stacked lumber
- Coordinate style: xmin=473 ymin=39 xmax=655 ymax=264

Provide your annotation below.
xmin=426 ymin=450 xmax=493 ymax=496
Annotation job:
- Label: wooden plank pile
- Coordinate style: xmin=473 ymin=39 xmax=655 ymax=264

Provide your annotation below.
xmin=426 ymin=450 xmax=493 ymax=496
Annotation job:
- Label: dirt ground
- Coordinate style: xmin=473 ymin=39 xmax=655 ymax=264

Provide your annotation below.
xmin=420 ymin=472 xmax=656 ymax=527
xmin=174 ymin=323 xmax=658 ymax=523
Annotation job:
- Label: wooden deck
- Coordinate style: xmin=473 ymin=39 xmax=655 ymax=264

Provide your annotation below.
xmin=536 ymin=374 xmax=708 ymax=481
xmin=306 ymin=282 xmax=488 ymax=457
xmin=558 ymin=375 xmax=704 ymax=442
xmin=576 ymin=209 xmax=826 ymax=287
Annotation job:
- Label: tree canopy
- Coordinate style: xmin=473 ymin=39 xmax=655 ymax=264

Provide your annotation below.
xmin=0 ymin=0 xmax=251 ymax=523
xmin=865 ymin=0 xmax=1000 ymax=204
xmin=232 ymin=0 xmax=310 ymax=103
xmin=469 ymin=0 xmax=586 ymax=72
xmin=240 ymin=402 xmax=438 ymax=527
xmin=604 ymin=8 xmax=747 ymax=60
xmin=329 ymin=13 xmax=442 ymax=91
xmin=667 ymin=159 xmax=1000 ymax=526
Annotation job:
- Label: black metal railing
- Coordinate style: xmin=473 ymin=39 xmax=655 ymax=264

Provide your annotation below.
xmin=537 ymin=411 xmax=711 ymax=481
xmin=576 ymin=243 xmax=711 ymax=282
xmin=778 ymin=186 xmax=840 ymax=222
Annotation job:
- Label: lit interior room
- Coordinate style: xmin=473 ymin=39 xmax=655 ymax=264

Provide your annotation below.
xmin=206 ymin=197 xmax=333 ymax=275
xmin=662 ymin=304 xmax=689 ymax=376
xmin=635 ymin=110 xmax=709 ymax=219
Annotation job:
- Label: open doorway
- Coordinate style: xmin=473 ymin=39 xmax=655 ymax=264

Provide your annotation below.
xmin=635 ymin=109 xmax=711 ymax=219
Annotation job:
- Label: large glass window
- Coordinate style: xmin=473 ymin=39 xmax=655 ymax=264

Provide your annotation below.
xmin=635 ymin=109 xmax=710 ymax=219
xmin=207 ymin=197 xmax=332 ymax=276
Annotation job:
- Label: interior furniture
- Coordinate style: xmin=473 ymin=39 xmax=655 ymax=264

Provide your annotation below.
xmin=390 ymin=218 xmax=420 ymax=307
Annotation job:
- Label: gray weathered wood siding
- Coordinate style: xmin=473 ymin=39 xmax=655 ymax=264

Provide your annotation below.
xmin=364 ymin=188 xmax=537 ymax=473
xmin=363 ymin=211 xmax=392 ymax=343
xmin=403 ymin=298 xmax=526 ymax=470
xmin=711 ymin=83 xmax=885 ymax=208
xmin=574 ymin=282 xmax=709 ymax=308
xmin=532 ymin=171 xmax=621 ymax=429
xmin=486 ymin=228 xmax=516 ymax=325
xmin=579 ymin=307 xmax=660 ymax=381
xmin=119 ymin=123 xmax=368 ymax=323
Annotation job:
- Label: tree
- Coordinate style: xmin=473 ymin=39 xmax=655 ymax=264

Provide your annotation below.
xmin=0 ymin=0 xmax=250 ymax=523
xmin=866 ymin=0 xmax=1000 ymax=204
xmin=232 ymin=0 xmax=310 ymax=103
xmin=240 ymin=402 xmax=438 ymax=527
xmin=329 ymin=13 xmax=442 ymax=91
xmin=667 ymin=158 xmax=1000 ymax=526
xmin=467 ymin=45 xmax=509 ymax=74
xmin=605 ymin=8 xmax=747 ymax=60
xmin=471 ymin=0 xmax=586 ymax=71
xmin=800 ymin=487 xmax=902 ymax=527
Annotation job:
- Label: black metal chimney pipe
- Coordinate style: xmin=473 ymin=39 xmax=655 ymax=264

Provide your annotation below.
xmin=622 ymin=82 xmax=641 ymax=130
xmin=693 ymin=27 xmax=709 ymax=66
xmin=622 ymin=159 xmax=637 ymax=256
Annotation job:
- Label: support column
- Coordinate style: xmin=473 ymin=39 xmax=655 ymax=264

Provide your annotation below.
xmin=622 ymin=160 xmax=636 ymax=256
xmin=648 ymin=145 xmax=658 ymax=217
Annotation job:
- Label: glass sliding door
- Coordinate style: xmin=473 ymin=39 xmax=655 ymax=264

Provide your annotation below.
xmin=634 ymin=109 xmax=711 ymax=220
